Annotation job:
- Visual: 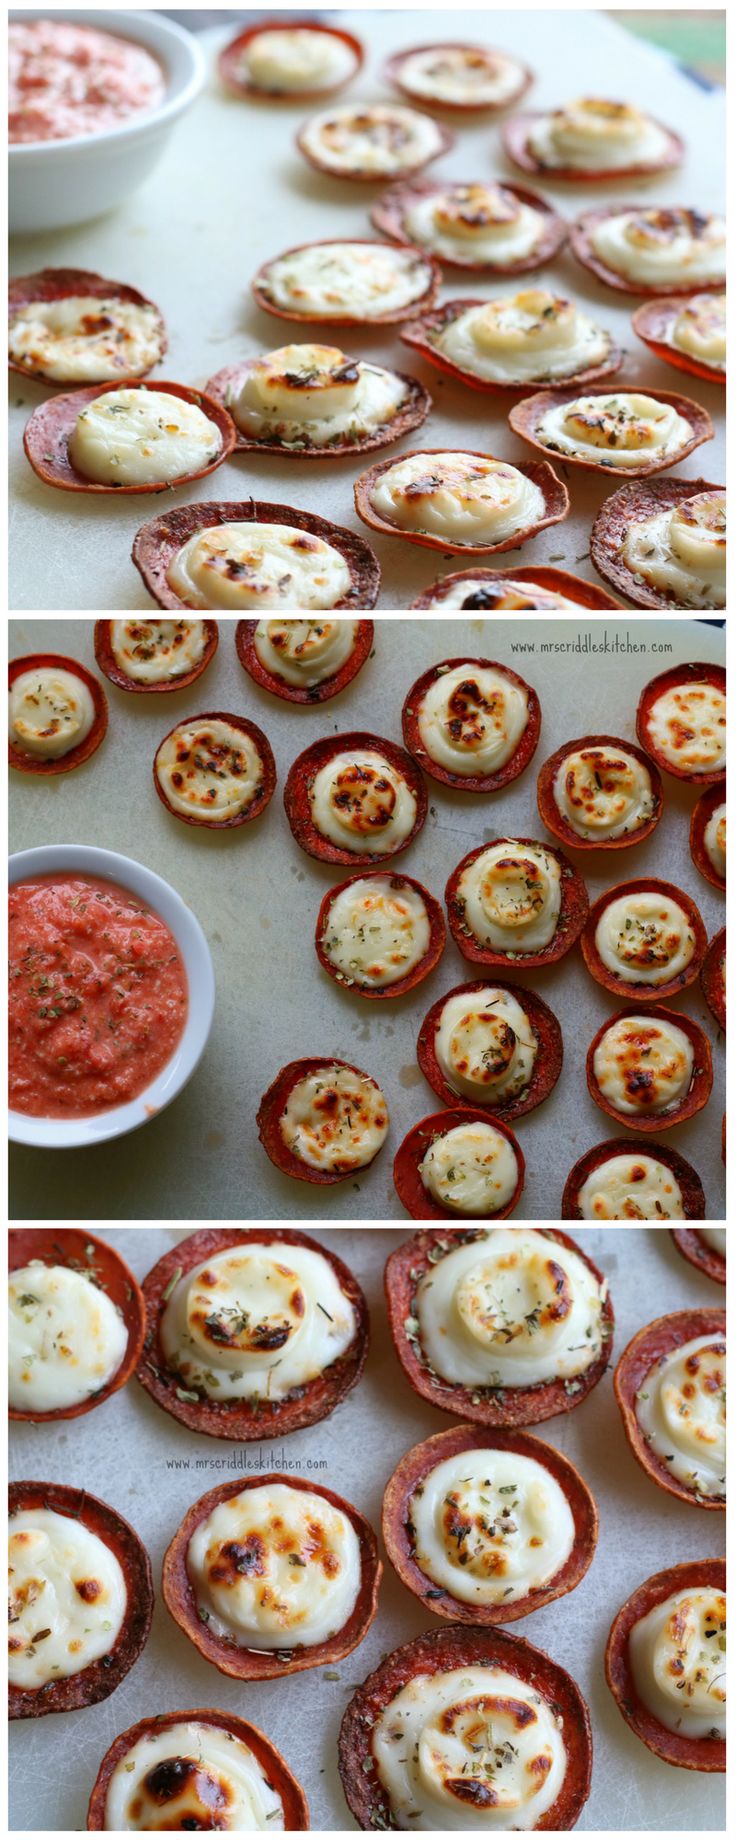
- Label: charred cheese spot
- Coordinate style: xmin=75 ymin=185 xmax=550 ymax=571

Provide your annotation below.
xmin=9 ymin=667 xmax=96 ymax=761
xmin=8 ymin=1507 xmax=126 ymax=1689
xmin=415 ymin=1227 xmax=605 ymax=1389
xmin=417 ymin=664 xmax=529 ymax=775
xmin=593 ymin=1014 xmax=694 ymax=1114
xmin=537 ymin=392 xmax=692 ymax=467
xmin=672 ymin=293 xmax=726 ymax=368
xmin=370 ymin=452 xmax=545 ymax=541
xmin=8 ymin=1261 xmax=127 ymax=1410
xmin=186 ymin=1482 xmax=361 ymax=1648
xmin=280 ymin=1062 xmax=388 ymax=1171
xmin=529 ymin=97 xmax=672 ymax=170
xmin=405 ymin=182 xmax=545 ymax=265
xmin=591 ymin=208 xmax=726 ymax=287
xmin=577 ymin=1153 xmax=685 ymax=1219
xmin=167 ymin=522 xmax=351 ymax=610
xmin=420 ymin=579 xmax=578 ymax=611
xmin=435 ymin=986 xmax=538 ymax=1105
xmin=437 ymin=289 xmax=611 ymax=384
xmin=455 ymin=839 xmax=561 ymax=952
xmin=109 ymin=620 xmax=207 ymax=683
xmin=300 ymin=103 xmax=445 ymax=176
xmin=154 ymin=718 xmax=265 ymax=822
xmin=594 ymin=891 xmax=696 ymax=986
xmin=104 ymin=1720 xmax=285 ymax=1829
xmin=410 ymin=1447 xmax=575 ymax=1603
xmin=630 ymin=1586 xmax=726 ymax=1741
xmin=310 ymin=748 xmax=417 ymax=853
xmin=553 ymin=744 xmax=654 ymax=839
xmin=636 ymin=1335 xmax=726 ymax=1499
xmin=8 ymin=294 xmax=164 ymax=383
xmin=233 ymin=343 xmax=407 ymax=446
xmin=645 ymin=673 xmax=726 ymax=770
xmin=321 ymin=875 xmax=431 ymax=988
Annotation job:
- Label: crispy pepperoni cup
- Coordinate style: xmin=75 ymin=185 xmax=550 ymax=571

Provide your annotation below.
xmin=284 ymin=730 xmax=427 ymax=866
xmin=316 ymin=870 xmax=445 ymax=1000
xmin=23 ymin=379 xmax=235 ymax=495
xmin=580 ymin=878 xmax=707 ymax=1002
xmin=258 ymin=1057 xmax=388 ymax=1186
xmin=400 ymin=298 xmax=623 ymax=392
xmin=446 ymin=842 xmax=588 ymax=968
xmin=93 ymin=620 xmax=218 ymax=694
xmin=252 ymin=238 xmax=442 ymax=327
xmin=136 ymin=1227 xmax=369 ymax=1440
xmin=586 ymin=1004 xmax=713 ymax=1132
xmin=570 ymin=205 xmax=724 ymax=296
xmin=701 ymin=927 xmax=726 ymax=1032
xmin=9 ymin=1226 xmax=145 ymax=1421
xmin=205 ymin=357 xmax=431 ymax=459
xmin=503 ymin=111 xmax=683 ymax=183
xmin=236 ymin=618 xmax=374 ymax=705
xmin=417 ymin=980 xmax=563 ymax=1123
xmin=690 ymin=782 xmax=726 ymax=891
xmin=8 ymin=267 xmax=167 ymax=385
xmin=508 ymin=384 xmax=713 ymax=477
xmin=632 ymin=295 xmax=726 ymax=387
xmin=402 ymin=657 xmax=540 ymax=792
xmin=132 ymin=500 xmax=381 ymax=611
xmin=385 ymin=45 xmax=534 ymax=115
xmin=409 ymin=565 xmax=623 ymax=608
xmin=339 ymin=1622 xmax=593 ymax=1831
xmin=371 ymin=177 xmax=566 ymax=271
xmin=152 ymin=710 xmax=276 ymax=831
xmin=561 ymin=1138 xmax=706 ymax=1221
xmin=296 ymin=112 xmax=454 ymax=184
xmin=354 ymin=449 xmax=569 ymax=556
xmin=8 ymin=652 xmax=108 ymax=776
xmin=218 ymin=18 xmax=363 ymax=101
xmin=670 ymin=1228 xmax=726 ymax=1287
xmin=393 ymin=1108 xmax=525 ymax=1219
xmin=606 ymin=1559 xmax=725 ymax=1772
xmin=162 ymin=1474 xmax=381 ymax=1681
xmin=9 ymin=1480 xmax=153 ymax=1720
xmin=613 ymin=1309 xmax=725 ymax=1508
xmin=538 ymin=734 xmax=663 ymax=852
xmin=87 ymin=1707 xmax=310 ymax=1830
xmin=636 ymin=660 xmax=726 ymax=782
xmin=383 ymin=1423 xmax=597 ymax=1622
xmin=591 ymin=478 xmax=725 ymax=609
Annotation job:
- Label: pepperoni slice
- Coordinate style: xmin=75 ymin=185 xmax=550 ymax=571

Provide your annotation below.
xmin=670 ymin=1227 xmax=726 ymax=1286
xmin=87 ymin=1708 xmax=309 ymax=1830
xmin=371 ymin=177 xmax=566 ymax=271
xmin=409 ymin=565 xmax=623 ymax=608
xmin=509 ymin=383 xmax=713 ymax=477
xmin=586 ymin=1003 xmax=713 ymax=1131
xmin=580 ymin=877 xmax=707 ymax=1002
xmin=416 ymin=977 xmax=564 ymax=1122
xmin=236 ymin=618 xmax=374 ymax=704
xmin=537 ymin=733 xmax=663 ymax=851
xmin=284 ymin=730 xmax=428 ymax=866
xmin=561 ymin=1137 xmax=706 ymax=1220
xmin=400 ymin=298 xmax=622 ymax=392
xmin=633 ymin=295 xmax=726 ymax=386
xmin=23 ymin=378 xmax=235 ymax=494
xmin=606 ymin=1558 xmax=725 ymax=1771
xmin=9 ymin=1226 xmax=144 ymax=1419
xmin=132 ymin=499 xmax=381 ymax=610
xmin=701 ymin=926 xmax=726 ymax=1032
xmin=8 ymin=266 xmax=166 ymax=384
xmin=446 ymin=841 xmax=588 ymax=967
xmin=571 ymin=204 xmax=724 ymax=295
xmin=354 ymin=447 xmax=569 ymax=556
xmin=393 ymin=1107 xmax=524 ymax=1218
xmin=205 ymin=356 xmax=431 ymax=458
xmin=690 ymin=780 xmax=726 ymax=890
xmin=503 ymin=111 xmax=683 ymax=183
xmin=316 ymin=869 xmax=445 ymax=1000
xmin=591 ymin=477 xmax=725 ymax=609
xmin=613 ymin=1308 xmax=725 ymax=1508
xmin=8 ymin=651 xmax=107 ymax=776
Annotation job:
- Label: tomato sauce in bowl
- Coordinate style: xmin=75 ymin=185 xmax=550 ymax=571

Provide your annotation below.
xmin=9 ymin=19 xmax=165 ymax=146
xmin=9 ymin=874 xmax=188 ymax=1118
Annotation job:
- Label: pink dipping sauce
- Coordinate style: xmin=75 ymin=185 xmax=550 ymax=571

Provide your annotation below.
xmin=9 ymin=19 xmax=165 ymax=145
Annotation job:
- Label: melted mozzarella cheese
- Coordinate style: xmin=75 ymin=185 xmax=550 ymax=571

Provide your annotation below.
xmin=160 ymin=1242 xmax=356 ymax=1402
xmin=703 ymin=801 xmax=726 ymax=878
xmin=372 ymin=1663 xmax=567 ymax=1830
xmin=254 ymin=618 xmax=358 ymax=687
xmin=420 ymin=1122 xmax=519 ymax=1216
xmin=629 ymin=1587 xmax=726 ymax=1741
xmin=320 ymin=875 xmax=430 ymax=988
xmin=168 ymin=522 xmax=351 ymax=611
xmin=455 ymin=840 xmax=561 ymax=953
xmin=438 ymin=290 xmax=610 ymax=384
xmin=422 ymin=579 xmax=578 ymax=610
xmin=370 ymin=452 xmax=544 ymax=542
xmin=397 ymin=46 xmax=526 ymax=108
xmin=672 ymin=293 xmax=726 ymax=369
xmin=9 ymin=294 xmax=164 ymax=383
xmin=69 ymin=388 xmax=221 ymax=486
xmin=9 ymin=665 xmax=95 ymax=760
xmin=538 ymin=392 xmax=691 ymax=467
xmin=410 ymin=1448 xmax=575 ymax=1603
xmin=104 ymin=1719 xmax=285 ymax=1830
xmin=187 ymin=1482 xmax=361 ymax=1648
xmin=590 ymin=208 xmax=726 ymax=287
xmin=300 ymin=103 xmax=444 ymax=176
xmin=8 ymin=1507 xmax=126 ymax=1689
xmin=593 ymin=1014 xmax=693 ymax=1115
xmin=553 ymin=743 xmax=654 ymax=840
xmin=155 ymin=717 xmax=265 ymax=822
xmin=309 ymin=747 xmax=417 ymax=854
xmin=405 ymin=183 xmax=545 ymax=265
xmin=646 ymin=674 xmax=727 ymax=772
xmin=594 ymin=890 xmax=695 ymax=986
xmin=623 ymin=493 xmax=727 ymax=610
xmin=110 ymin=619 xmax=207 ymax=683
xmin=9 ymin=1261 xmax=128 ymax=1411
xmin=233 ymin=344 xmax=406 ymax=446
xmin=577 ymin=1153 xmax=685 ymax=1220
xmin=414 ymin=1229 xmax=606 ymax=1388
xmin=701 ymin=1228 xmax=726 ymax=1257
xmin=530 ymin=99 xmax=671 ymax=171
xmin=636 ymin=1334 xmax=726 ymax=1499
xmin=434 ymin=986 xmax=538 ymax=1104
xmin=416 ymin=662 xmax=529 ymax=776
xmin=260 ymin=241 xmax=435 ymax=319
xmin=280 ymin=1063 xmax=388 ymax=1171
xmin=241 ymin=25 xmax=358 ymax=93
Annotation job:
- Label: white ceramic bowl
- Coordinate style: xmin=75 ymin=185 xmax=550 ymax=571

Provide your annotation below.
xmin=9 ymin=844 xmax=215 ymax=1149
xmin=9 ymin=9 xmax=206 ymax=233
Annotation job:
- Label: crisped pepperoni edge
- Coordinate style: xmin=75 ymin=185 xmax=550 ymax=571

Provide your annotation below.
xmin=508 ymin=383 xmax=713 ymax=477
xmin=570 ymin=205 xmax=725 ymax=296
xmin=135 ymin=1226 xmax=369 ymax=1438
xmin=8 ymin=1227 xmax=145 ymax=1420
xmin=701 ymin=927 xmax=726 ymax=1032
xmin=257 ymin=1057 xmax=388 ymax=1185
xmin=393 ymin=1106 xmax=524 ymax=1218
xmin=416 ymin=977 xmax=564 ymax=1122
xmin=23 ymin=379 xmax=236 ymax=495
xmin=354 ymin=449 xmax=569 ymax=556
xmin=560 ymin=1136 xmax=706 ymax=1220
xmin=580 ymin=877 xmax=707 ymax=1002
xmin=162 ymin=1472 xmax=381 ymax=1680
xmin=689 ymin=780 xmax=726 ymax=890
xmin=402 ymin=656 xmax=541 ymax=791
xmin=670 ymin=1228 xmax=726 ymax=1286
xmin=205 ymin=359 xmax=431 ymax=458
xmin=613 ymin=1308 xmax=725 ymax=1509
xmin=537 ymin=733 xmax=663 ymax=851
xmin=283 ymin=728 xmax=428 ymax=865
xmin=339 ymin=1620 xmax=593 ymax=1829
xmin=93 ymin=620 xmax=218 ymax=694
xmin=252 ymin=237 xmax=442 ymax=327
xmin=606 ymin=1557 xmax=725 ymax=1770
xmin=446 ymin=841 xmax=588 ymax=967
xmin=235 ymin=618 xmax=374 ymax=705
xmin=635 ymin=657 xmax=726 ymax=779
xmin=384 ymin=45 xmax=534 ymax=115
xmin=409 ymin=565 xmax=623 ymax=609
xmin=8 ymin=652 xmax=108 ymax=776
xmin=152 ymin=709 xmax=276 ymax=830
xmin=8 ymin=267 xmax=167 ymax=385
xmin=591 ymin=478 xmax=725 ymax=610
xmin=383 ymin=1421 xmax=597 ymax=1620
xmin=296 ymin=111 xmax=454 ymax=183
xmin=371 ymin=177 xmax=565 ymax=270
xmin=503 ymin=111 xmax=684 ymax=183
xmin=400 ymin=298 xmax=623 ymax=393
xmin=87 ymin=1706 xmax=310 ymax=1829
xmin=384 ymin=1227 xmax=614 ymax=1429
xmin=9 ymin=1480 xmax=153 ymax=1719
xmin=632 ymin=296 xmax=726 ymax=386
xmin=586 ymin=1002 xmax=713 ymax=1132
xmin=315 ymin=870 xmax=446 ymax=1000
xmin=131 ymin=499 xmax=381 ymax=610
xmin=218 ymin=18 xmax=363 ymax=102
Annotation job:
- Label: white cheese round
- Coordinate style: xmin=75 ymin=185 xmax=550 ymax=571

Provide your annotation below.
xmin=624 ymin=493 xmax=726 ymax=611
xmin=420 ymin=1121 xmax=520 ymax=1216
xmin=530 ymin=99 xmax=671 ymax=171
xmin=537 ymin=392 xmax=691 ymax=468
xmin=593 ymin=1014 xmax=694 ymax=1116
xmin=594 ymin=890 xmax=696 ymax=987
xmin=369 ymin=452 xmax=544 ymax=543
xmin=232 ymin=344 xmax=406 ymax=446
xmin=410 ymin=1447 xmax=575 ymax=1603
xmin=320 ymin=875 xmax=430 ymax=988
xmin=405 ymin=184 xmax=545 ymax=266
xmin=414 ymin=1228 xmax=606 ymax=1387
xmin=160 ymin=1241 xmax=356 ymax=1401
xmin=636 ymin=1334 xmax=725 ymax=1499
xmin=260 ymin=241 xmax=435 ymax=319
xmin=438 ymin=290 xmax=610 ymax=384
xmin=8 ymin=1506 xmax=126 ymax=1689
xmin=300 ymin=103 xmax=445 ymax=177
xmin=110 ymin=619 xmax=207 ymax=684
xmin=397 ymin=46 xmax=526 ymax=108
xmin=9 ymin=664 xmax=95 ymax=760
xmin=553 ymin=742 xmax=654 ymax=840
xmin=254 ymin=618 xmax=358 ymax=687
xmin=416 ymin=662 xmax=529 ymax=776
xmin=155 ymin=717 xmax=266 ymax=822
xmin=9 ymin=1261 xmax=128 ymax=1411
xmin=671 ymin=293 xmax=726 ymax=369
xmin=372 ymin=1662 xmax=567 ymax=1830
xmin=280 ymin=1063 xmax=388 ymax=1172
xmin=700 ymin=1228 xmax=726 ymax=1257
xmin=241 ymin=25 xmax=358 ymax=93
xmin=104 ymin=1718 xmax=285 ymax=1829
xmin=645 ymin=671 xmax=727 ymax=771
xmin=187 ymin=1482 xmax=361 ymax=1648
xmin=168 ymin=522 xmax=351 ymax=611
xmin=434 ymin=986 xmax=538 ymax=1105
xmin=69 ymin=388 xmax=222 ymax=486
xmin=629 ymin=1586 xmax=726 ymax=1740
xmin=309 ymin=747 xmax=417 ymax=854
xmin=9 ymin=295 xmax=163 ymax=384
xmin=590 ymin=208 xmax=726 ymax=288
xmin=455 ymin=840 xmax=562 ymax=953
xmin=703 ymin=800 xmax=726 ymax=878
xmin=577 ymin=1153 xmax=685 ymax=1220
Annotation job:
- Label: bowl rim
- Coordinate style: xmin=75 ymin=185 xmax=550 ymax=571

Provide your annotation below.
xmin=9 ymin=7 xmax=205 ymax=157
xmin=8 ymin=843 xmax=215 ymax=1149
